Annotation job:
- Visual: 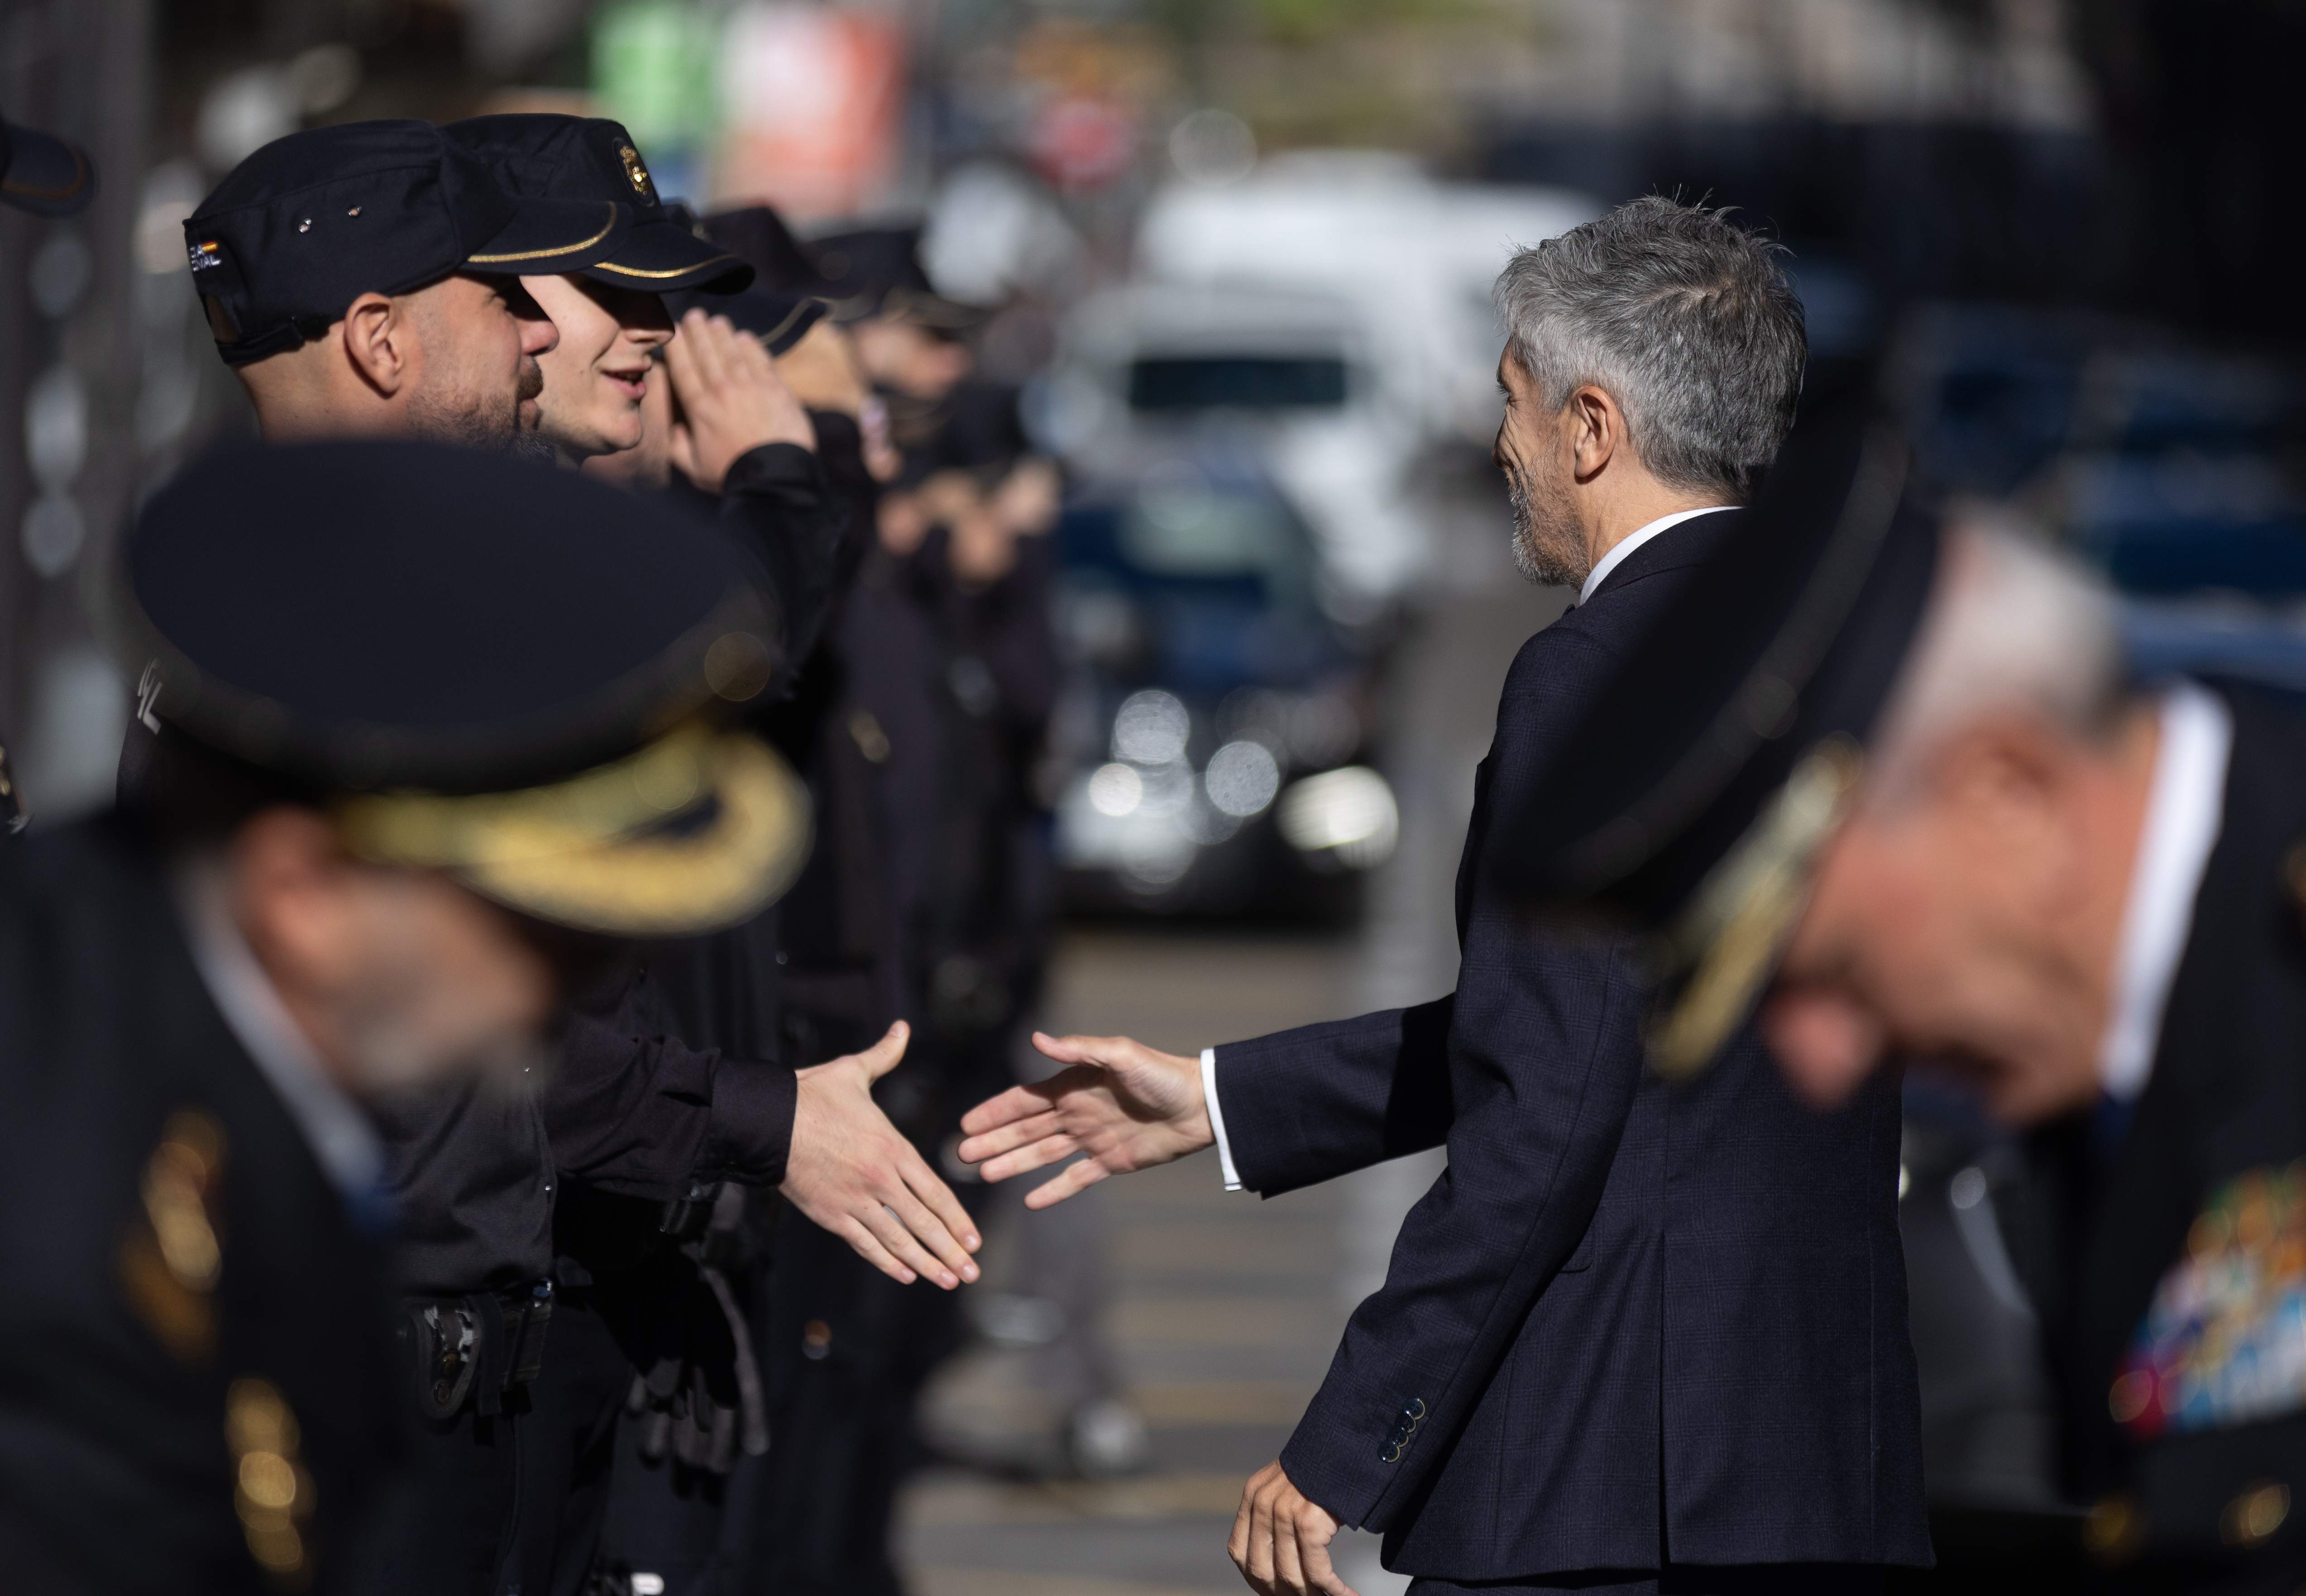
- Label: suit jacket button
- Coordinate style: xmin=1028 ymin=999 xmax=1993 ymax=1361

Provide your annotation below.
xmin=2224 ymin=1481 xmax=2291 ymax=1549
xmin=2084 ymin=1494 xmax=2143 ymax=1566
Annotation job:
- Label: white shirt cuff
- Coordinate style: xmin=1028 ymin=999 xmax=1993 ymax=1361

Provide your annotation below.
xmin=1202 ymin=1047 xmax=1244 ymax=1192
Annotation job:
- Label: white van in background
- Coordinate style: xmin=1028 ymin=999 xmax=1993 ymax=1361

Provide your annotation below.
xmin=1034 ymin=153 xmax=1597 ymax=607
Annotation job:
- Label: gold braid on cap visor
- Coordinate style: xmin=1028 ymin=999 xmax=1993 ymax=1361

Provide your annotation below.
xmin=331 ymin=722 xmax=810 ymax=937
xmin=1641 ymin=735 xmax=1864 ymax=1080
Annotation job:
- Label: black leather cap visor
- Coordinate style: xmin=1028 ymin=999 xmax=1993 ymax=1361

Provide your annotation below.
xmin=185 ymin=120 xmax=629 ymax=366
xmin=668 ymin=284 xmax=827 ymax=355
xmin=809 ymin=225 xmax=986 ymax=329
xmin=445 ymin=115 xmax=752 ymax=295
xmin=0 ymin=116 xmax=95 ymax=217
xmin=118 ymin=440 xmax=809 ymax=935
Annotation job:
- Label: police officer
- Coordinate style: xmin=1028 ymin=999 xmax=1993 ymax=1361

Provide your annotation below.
xmin=176 ymin=122 xmax=979 ymax=1596
xmin=0 ymin=438 xmax=804 ymax=1594
xmin=436 ymin=115 xmax=982 ymax=1596
xmin=0 ymin=108 xmax=99 ymax=837
xmin=1492 ymin=414 xmax=2306 ymax=1594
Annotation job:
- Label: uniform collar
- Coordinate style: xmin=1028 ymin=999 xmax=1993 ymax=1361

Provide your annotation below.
xmin=1576 ymin=504 xmax=1739 ymax=606
xmin=171 ymin=855 xmax=387 ymax=1201
xmin=2100 ymin=680 xmax=2234 ymax=1104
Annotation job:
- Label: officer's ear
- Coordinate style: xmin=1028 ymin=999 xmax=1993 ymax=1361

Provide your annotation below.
xmin=338 ymin=291 xmax=411 ymax=400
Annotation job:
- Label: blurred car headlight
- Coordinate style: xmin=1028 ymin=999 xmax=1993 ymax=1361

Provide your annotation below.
xmin=1113 ymin=688 xmax=1190 ymax=765
xmin=1204 ymin=740 xmax=1281 ymax=817
xmin=1277 ymin=766 xmax=1397 ymax=870
xmin=1087 ymin=762 xmax=1143 ymax=816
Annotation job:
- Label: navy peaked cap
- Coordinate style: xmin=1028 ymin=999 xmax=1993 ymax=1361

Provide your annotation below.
xmin=119 ymin=441 xmax=809 ymax=935
xmin=444 ymin=115 xmax=751 ymax=295
xmin=184 ymin=120 xmax=630 ymax=366
xmin=124 ymin=440 xmax=776 ymax=793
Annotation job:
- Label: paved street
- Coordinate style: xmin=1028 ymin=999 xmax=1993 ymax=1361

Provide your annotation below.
xmin=900 ymin=472 xmax=1565 ymax=1595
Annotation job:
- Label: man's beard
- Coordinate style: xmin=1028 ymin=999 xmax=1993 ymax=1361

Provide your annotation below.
xmin=404 ymin=356 xmax=544 ymax=456
xmin=1502 ymin=452 xmax=1590 ymax=589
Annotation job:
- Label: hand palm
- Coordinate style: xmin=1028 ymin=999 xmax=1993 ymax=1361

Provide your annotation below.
xmin=957 ymin=1032 xmax=1214 ymax=1207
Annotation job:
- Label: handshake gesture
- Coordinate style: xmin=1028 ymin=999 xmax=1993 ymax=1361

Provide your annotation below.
xmin=956 ymin=1032 xmax=1214 ymax=1207
xmin=959 ymin=1034 xmax=1360 ymax=1596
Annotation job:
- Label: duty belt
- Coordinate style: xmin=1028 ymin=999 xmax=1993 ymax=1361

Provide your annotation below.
xmin=398 ymin=1279 xmax=555 ymax=1419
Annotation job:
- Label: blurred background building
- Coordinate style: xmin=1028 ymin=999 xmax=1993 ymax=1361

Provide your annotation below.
xmin=6 ymin=2 xmax=2304 ymax=1591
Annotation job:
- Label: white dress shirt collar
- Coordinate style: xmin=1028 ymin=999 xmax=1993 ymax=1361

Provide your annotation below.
xmin=2099 ymin=682 xmax=2233 ymax=1104
xmin=172 ymin=857 xmax=386 ymax=1199
xmin=1575 ymin=505 xmax=1737 ymax=606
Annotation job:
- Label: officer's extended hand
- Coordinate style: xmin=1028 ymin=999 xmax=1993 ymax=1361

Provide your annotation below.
xmin=1231 ymin=1462 xmax=1357 ymax=1596
xmin=780 ymin=1022 xmax=982 ymax=1290
xmin=663 ymin=307 xmax=815 ymax=490
xmin=956 ymin=1032 xmax=1212 ymax=1209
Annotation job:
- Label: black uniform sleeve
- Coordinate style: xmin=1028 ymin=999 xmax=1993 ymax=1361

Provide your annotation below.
xmin=539 ymin=973 xmax=798 ymax=1201
xmin=718 ymin=441 xmax=848 ymax=691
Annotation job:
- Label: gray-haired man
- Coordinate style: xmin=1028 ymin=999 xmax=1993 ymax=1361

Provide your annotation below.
xmin=959 ymin=196 xmax=1930 ymax=1596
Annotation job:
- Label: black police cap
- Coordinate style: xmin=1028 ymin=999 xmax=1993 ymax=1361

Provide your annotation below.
xmin=808 ymin=224 xmax=986 ymax=330
xmin=665 ymin=283 xmax=826 ymax=356
xmin=445 ymin=115 xmax=751 ymax=295
xmin=0 ymin=113 xmax=95 ymax=217
xmin=1489 ymin=411 xmax=1939 ymax=1080
xmin=702 ymin=204 xmax=838 ymax=297
xmin=184 ymin=120 xmax=631 ymax=367
xmin=120 ymin=440 xmax=809 ymax=935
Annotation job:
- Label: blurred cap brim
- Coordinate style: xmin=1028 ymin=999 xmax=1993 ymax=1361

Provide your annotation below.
xmin=465 ymin=197 xmax=631 ymax=274
xmin=1 ymin=119 xmax=95 ymax=217
xmin=335 ymin=724 xmax=811 ymax=937
xmin=580 ymin=216 xmax=753 ymax=294
xmin=670 ymin=286 xmax=828 ymax=355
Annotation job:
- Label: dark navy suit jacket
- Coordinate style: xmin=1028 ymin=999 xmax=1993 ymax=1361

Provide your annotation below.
xmin=1210 ymin=510 xmax=1931 ymax=1581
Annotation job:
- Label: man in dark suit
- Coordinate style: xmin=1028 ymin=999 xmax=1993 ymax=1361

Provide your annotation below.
xmin=0 ymin=440 xmax=808 ymax=1592
xmin=958 ymin=197 xmax=1930 ymax=1596
xmin=1491 ymin=411 xmax=2306 ymax=1594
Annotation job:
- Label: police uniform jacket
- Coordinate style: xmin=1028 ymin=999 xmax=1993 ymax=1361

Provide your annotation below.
xmin=2023 ymin=679 xmax=2306 ymax=1591
xmin=0 ymin=817 xmax=402 ymax=1593
xmin=1207 ymin=510 xmax=1932 ymax=1581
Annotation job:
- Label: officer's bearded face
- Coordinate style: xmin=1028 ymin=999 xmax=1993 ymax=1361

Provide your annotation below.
xmin=1493 ymin=349 xmax=1587 ymax=589
xmin=330 ymin=871 xmax=555 ymax=1095
xmin=401 ymin=274 xmax=554 ymax=454
xmin=231 ymin=808 xmax=557 ymax=1096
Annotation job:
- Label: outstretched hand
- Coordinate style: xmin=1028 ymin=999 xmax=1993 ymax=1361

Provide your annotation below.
xmin=956 ymin=1032 xmax=1214 ymax=1209
xmin=780 ymin=1022 xmax=981 ymax=1289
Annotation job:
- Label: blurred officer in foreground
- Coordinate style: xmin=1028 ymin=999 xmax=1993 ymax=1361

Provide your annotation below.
xmin=1495 ymin=416 xmax=2306 ymax=1595
xmin=0 ymin=108 xmax=98 ymax=835
xmin=0 ymin=439 xmax=797 ymax=1594
xmin=961 ymin=198 xmax=1931 ymax=1596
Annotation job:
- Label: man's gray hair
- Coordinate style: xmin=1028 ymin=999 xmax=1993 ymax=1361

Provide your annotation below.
xmin=1869 ymin=513 xmax=2127 ymax=803
xmin=1494 ymin=195 xmax=1807 ymax=500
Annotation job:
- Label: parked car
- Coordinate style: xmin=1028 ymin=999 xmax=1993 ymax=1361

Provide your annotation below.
xmin=1047 ymin=456 xmax=1395 ymax=918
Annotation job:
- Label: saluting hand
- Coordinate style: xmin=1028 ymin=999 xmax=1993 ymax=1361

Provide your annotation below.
xmin=780 ymin=1022 xmax=982 ymax=1290
xmin=956 ymin=1032 xmax=1213 ymax=1209
xmin=1232 ymin=1462 xmax=1357 ymax=1596
xmin=662 ymin=307 xmax=815 ymax=491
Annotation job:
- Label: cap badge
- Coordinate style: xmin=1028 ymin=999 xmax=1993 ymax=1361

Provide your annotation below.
xmin=188 ymin=239 xmax=222 ymax=272
xmin=617 ymin=144 xmax=655 ymax=201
